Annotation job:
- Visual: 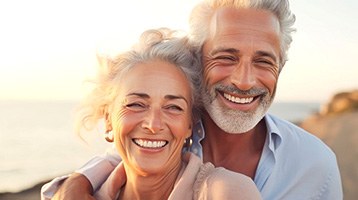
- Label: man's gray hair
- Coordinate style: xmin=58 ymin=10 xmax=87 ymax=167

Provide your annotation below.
xmin=189 ymin=0 xmax=296 ymax=69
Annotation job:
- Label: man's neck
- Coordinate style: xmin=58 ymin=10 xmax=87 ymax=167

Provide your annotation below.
xmin=201 ymin=113 xmax=267 ymax=179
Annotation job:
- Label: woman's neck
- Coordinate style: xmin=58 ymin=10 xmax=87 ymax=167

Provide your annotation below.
xmin=118 ymin=162 xmax=183 ymax=200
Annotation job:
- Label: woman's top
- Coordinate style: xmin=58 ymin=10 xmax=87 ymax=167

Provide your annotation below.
xmin=94 ymin=152 xmax=262 ymax=200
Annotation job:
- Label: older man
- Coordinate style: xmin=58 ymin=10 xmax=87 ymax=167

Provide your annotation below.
xmin=42 ymin=0 xmax=342 ymax=199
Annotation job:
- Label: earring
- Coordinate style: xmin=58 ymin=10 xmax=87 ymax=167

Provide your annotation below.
xmin=184 ymin=137 xmax=193 ymax=149
xmin=104 ymin=131 xmax=114 ymax=143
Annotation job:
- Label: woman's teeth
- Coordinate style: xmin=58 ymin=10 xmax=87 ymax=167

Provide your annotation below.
xmin=133 ymin=139 xmax=167 ymax=148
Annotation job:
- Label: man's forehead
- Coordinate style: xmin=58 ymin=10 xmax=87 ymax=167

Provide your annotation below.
xmin=211 ymin=7 xmax=280 ymax=37
xmin=204 ymin=7 xmax=281 ymax=57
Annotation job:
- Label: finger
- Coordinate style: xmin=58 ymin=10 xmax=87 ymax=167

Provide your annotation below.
xmin=107 ymin=162 xmax=127 ymax=198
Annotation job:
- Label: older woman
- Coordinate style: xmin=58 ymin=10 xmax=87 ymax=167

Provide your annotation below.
xmin=73 ymin=28 xmax=261 ymax=200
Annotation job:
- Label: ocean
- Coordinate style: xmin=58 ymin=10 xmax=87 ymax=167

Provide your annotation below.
xmin=0 ymin=100 xmax=321 ymax=193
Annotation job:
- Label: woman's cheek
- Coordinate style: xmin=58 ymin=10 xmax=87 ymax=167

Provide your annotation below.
xmin=111 ymin=110 xmax=135 ymax=143
xmin=169 ymin=115 xmax=191 ymax=139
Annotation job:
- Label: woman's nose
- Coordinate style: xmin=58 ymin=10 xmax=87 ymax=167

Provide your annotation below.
xmin=141 ymin=108 xmax=164 ymax=134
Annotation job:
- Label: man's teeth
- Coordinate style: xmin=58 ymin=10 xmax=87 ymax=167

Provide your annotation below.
xmin=224 ymin=93 xmax=254 ymax=104
xmin=134 ymin=139 xmax=167 ymax=148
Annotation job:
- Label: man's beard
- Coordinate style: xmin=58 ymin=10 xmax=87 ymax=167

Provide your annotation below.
xmin=202 ymin=84 xmax=275 ymax=134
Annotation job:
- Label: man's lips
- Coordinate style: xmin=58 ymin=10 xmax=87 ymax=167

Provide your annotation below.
xmin=222 ymin=92 xmax=257 ymax=104
xmin=133 ymin=139 xmax=168 ymax=149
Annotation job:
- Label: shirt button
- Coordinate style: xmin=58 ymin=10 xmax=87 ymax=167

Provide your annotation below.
xmin=192 ymin=148 xmax=198 ymax=154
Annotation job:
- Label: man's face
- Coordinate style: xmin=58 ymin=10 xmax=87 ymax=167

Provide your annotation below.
xmin=201 ymin=7 xmax=281 ymax=134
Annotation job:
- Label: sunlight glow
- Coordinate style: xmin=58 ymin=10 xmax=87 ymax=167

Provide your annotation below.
xmin=0 ymin=0 xmax=357 ymax=102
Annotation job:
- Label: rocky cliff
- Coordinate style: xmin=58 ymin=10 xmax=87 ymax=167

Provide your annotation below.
xmin=300 ymin=89 xmax=358 ymax=200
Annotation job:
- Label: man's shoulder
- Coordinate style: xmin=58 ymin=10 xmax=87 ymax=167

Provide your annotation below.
xmin=259 ymin=115 xmax=342 ymax=199
xmin=267 ymin=114 xmax=337 ymax=162
xmin=264 ymin=115 xmax=341 ymax=190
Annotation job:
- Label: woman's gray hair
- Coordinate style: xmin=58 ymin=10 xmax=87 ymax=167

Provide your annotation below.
xmin=189 ymin=0 xmax=296 ymax=70
xmin=76 ymin=28 xmax=202 ymax=134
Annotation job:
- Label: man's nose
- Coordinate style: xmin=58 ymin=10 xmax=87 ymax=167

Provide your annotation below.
xmin=230 ymin=61 xmax=256 ymax=91
xmin=141 ymin=108 xmax=164 ymax=134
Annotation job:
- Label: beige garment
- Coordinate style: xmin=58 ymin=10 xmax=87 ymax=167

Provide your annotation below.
xmin=95 ymin=152 xmax=262 ymax=200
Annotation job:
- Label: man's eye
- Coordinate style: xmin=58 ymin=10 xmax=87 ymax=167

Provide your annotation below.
xmin=255 ymin=59 xmax=275 ymax=66
xmin=215 ymin=56 xmax=236 ymax=61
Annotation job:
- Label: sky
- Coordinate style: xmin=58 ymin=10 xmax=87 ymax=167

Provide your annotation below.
xmin=0 ymin=0 xmax=357 ymax=103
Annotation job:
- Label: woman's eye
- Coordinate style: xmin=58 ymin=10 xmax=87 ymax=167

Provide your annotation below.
xmin=126 ymin=103 xmax=142 ymax=107
xmin=165 ymin=105 xmax=184 ymax=112
xmin=125 ymin=103 xmax=146 ymax=111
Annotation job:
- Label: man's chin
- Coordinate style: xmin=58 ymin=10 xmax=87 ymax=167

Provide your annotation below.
xmin=204 ymin=100 xmax=268 ymax=134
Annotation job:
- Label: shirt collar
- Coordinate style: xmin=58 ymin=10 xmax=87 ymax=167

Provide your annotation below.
xmin=264 ymin=114 xmax=283 ymax=153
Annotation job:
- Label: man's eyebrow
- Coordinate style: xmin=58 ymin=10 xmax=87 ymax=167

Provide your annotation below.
xmin=256 ymin=50 xmax=278 ymax=61
xmin=210 ymin=48 xmax=278 ymax=61
xmin=165 ymin=95 xmax=189 ymax=104
xmin=210 ymin=47 xmax=239 ymax=55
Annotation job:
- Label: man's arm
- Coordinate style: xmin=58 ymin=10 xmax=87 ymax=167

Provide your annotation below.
xmin=317 ymin=154 xmax=343 ymax=200
xmin=41 ymin=146 xmax=121 ymax=200
xmin=94 ymin=162 xmax=127 ymax=200
xmin=51 ymin=173 xmax=95 ymax=200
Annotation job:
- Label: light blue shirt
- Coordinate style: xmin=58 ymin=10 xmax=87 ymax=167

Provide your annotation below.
xmin=41 ymin=114 xmax=343 ymax=200
xmin=185 ymin=114 xmax=343 ymax=200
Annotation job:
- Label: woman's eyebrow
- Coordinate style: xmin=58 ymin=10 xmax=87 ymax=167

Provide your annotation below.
xmin=127 ymin=93 xmax=188 ymax=104
xmin=165 ymin=94 xmax=189 ymax=104
xmin=126 ymin=93 xmax=149 ymax=99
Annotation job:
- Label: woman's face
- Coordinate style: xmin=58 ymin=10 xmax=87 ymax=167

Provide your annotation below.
xmin=109 ymin=59 xmax=192 ymax=176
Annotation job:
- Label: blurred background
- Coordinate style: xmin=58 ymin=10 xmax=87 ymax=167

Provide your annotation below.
xmin=0 ymin=0 xmax=357 ymax=199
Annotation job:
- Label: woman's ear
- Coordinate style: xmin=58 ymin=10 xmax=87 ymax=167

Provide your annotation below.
xmin=186 ymin=124 xmax=192 ymax=138
xmin=104 ymin=106 xmax=112 ymax=132
xmin=184 ymin=126 xmax=193 ymax=149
